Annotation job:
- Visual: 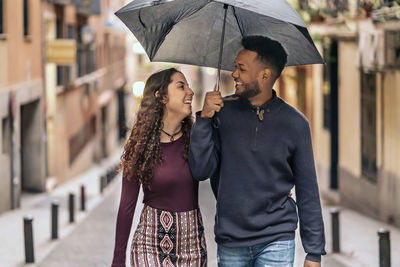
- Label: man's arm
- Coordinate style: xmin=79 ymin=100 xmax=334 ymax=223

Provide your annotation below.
xmin=188 ymin=91 xmax=223 ymax=184
xmin=292 ymin=120 xmax=326 ymax=264
xmin=189 ymin=113 xmax=220 ymax=181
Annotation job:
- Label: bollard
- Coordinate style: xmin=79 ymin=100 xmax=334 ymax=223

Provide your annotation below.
xmin=101 ymin=175 xmax=107 ymax=193
xmin=51 ymin=201 xmax=59 ymax=240
xmin=378 ymin=228 xmax=391 ymax=267
xmin=100 ymin=175 xmax=104 ymax=194
xmin=23 ymin=215 xmax=35 ymax=263
xmin=80 ymin=185 xmax=86 ymax=211
xmin=107 ymin=169 xmax=112 ymax=184
xmin=112 ymin=165 xmax=118 ymax=179
xmin=330 ymin=208 xmax=340 ymax=253
xmin=69 ymin=193 xmax=75 ymax=223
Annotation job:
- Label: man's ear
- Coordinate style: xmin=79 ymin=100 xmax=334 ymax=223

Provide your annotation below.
xmin=262 ymin=68 xmax=271 ymax=80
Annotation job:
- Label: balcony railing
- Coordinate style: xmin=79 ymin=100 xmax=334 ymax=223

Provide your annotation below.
xmin=71 ymin=0 xmax=101 ymax=15
xmin=77 ymin=43 xmax=96 ymax=77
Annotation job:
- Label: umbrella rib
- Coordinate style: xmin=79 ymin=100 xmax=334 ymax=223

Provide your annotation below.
xmin=232 ymin=6 xmax=244 ymax=37
xmin=138 ymin=9 xmax=146 ymax=28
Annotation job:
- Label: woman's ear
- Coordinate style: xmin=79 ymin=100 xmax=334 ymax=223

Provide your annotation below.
xmin=155 ymin=90 xmax=168 ymax=104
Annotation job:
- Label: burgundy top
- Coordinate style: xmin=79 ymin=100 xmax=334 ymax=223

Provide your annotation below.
xmin=111 ymin=136 xmax=199 ymax=267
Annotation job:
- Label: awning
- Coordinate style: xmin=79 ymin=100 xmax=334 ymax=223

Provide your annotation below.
xmin=71 ymin=0 xmax=101 ymax=15
xmin=50 ymin=0 xmax=72 ymax=5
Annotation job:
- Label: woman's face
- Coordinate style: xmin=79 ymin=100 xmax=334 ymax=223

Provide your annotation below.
xmin=164 ymin=72 xmax=194 ymax=119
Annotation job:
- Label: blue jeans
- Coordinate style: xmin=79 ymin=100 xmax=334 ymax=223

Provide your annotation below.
xmin=217 ymin=239 xmax=295 ymax=267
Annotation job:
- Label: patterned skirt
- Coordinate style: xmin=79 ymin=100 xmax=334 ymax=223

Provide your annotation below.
xmin=131 ymin=205 xmax=207 ymax=267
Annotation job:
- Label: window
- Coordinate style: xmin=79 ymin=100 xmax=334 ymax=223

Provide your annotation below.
xmin=361 ymin=71 xmax=377 ymax=181
xmin=23 ymin=0 xmax=29 ymax=36
xmin=0 ymin=0 xmax=3 ymax=34
xmin=2 ymin=116 xmax=11 ymax=155
xmin=67 ymin=24 xmax=75 ymax=39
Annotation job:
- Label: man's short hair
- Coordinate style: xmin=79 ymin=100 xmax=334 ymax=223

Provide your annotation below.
xmin=242 ymin=36 xmax=287 ymax=78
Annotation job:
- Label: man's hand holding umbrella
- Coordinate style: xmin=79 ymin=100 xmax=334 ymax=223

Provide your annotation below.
xmin=200 ymin=90 xmax=224 ymax=118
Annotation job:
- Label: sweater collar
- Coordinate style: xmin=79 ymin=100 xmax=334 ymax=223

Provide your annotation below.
xmin=237 ymin=89 xmax=280 ymax=112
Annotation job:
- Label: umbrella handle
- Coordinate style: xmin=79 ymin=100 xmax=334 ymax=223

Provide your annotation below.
xmin=215 ymin=4 xmax=229 ymax=92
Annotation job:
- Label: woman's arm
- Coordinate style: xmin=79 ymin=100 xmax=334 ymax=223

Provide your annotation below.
xmin=111 ymin=169 xmax=140 ymax=267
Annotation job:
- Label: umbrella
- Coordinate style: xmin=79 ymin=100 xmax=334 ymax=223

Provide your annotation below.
xmin=116 ymin=0 xmax=323 ymax=90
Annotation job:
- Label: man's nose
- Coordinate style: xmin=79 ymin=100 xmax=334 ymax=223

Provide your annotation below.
xmin=232 ymin=69 xmax=238 ymax=78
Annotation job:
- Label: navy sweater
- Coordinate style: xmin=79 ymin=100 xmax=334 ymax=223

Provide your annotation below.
xmin=189 ymin=91 xmax=326 ymax=262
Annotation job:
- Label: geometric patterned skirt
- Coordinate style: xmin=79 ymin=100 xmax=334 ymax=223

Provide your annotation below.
xmin=131 ymin=205 xmax=207 ymax=267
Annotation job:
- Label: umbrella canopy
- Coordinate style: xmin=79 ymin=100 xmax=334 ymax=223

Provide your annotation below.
xmin=116 ymin=0 xmax=323 ymax=72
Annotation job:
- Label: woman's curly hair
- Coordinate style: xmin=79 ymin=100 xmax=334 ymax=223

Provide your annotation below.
xmin=120 ymin=68 xmax=193 ymax=187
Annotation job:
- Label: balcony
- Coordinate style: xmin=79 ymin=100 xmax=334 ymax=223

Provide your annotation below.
xmin=77 ymin=43 xmax=96 ymax=77
xmin=71 ymin=0 xmax=101 ymax=15
xmin=49 ymin=0 xmax=72 ymax=5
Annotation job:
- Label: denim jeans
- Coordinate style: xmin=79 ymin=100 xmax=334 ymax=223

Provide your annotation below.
xmin=217 ymin=239 xmax=295 ymax=267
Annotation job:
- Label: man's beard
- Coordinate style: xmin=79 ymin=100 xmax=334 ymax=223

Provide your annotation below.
xmin=237 ymin=81 xmax=261 ymax=99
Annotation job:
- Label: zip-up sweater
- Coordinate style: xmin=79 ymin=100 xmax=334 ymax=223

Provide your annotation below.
xmin=189 ymin=90 xmax=326 ymax=262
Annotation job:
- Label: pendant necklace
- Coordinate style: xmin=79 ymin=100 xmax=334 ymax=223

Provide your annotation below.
xmin=161 ymin=128 xmax=182 ymax=142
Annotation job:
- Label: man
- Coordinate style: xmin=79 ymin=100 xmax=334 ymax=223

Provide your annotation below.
xmin=189 ymin=36 xmax=326 ymax=267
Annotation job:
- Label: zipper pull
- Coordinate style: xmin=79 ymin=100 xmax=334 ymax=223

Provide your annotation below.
xmin=257 ymin=108 xmax=264 ymax=121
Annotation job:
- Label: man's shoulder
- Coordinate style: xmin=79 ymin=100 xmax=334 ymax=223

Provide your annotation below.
xmin=220 ymin=94 xmax=241 ymax=112
xmin=278 ymin=98 xmax=309 ymax=126
xmin=223 ymin=94 xmax=240 ymax=102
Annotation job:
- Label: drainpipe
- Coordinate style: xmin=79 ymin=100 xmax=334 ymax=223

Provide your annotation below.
xmin=9 ymin=92 xmax=14 ymax=209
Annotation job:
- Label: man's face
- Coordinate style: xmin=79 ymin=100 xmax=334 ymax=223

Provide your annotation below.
xmin=232 ymin=49 xmax=264 ymax=99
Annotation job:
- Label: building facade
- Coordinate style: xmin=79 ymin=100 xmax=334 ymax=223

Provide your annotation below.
xmin=0 ymin=0 xmax=128 ymax=215
xmin=0 ymin=0 xmax=46 ymax=213
xmin=43 ymin=0 xmax=127 ymax=185
xmin=284 ymin=0 xmax=400 ymax=227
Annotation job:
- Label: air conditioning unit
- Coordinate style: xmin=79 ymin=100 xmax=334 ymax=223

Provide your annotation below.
xmin=385 ymin=30 xmax=400 ymax=67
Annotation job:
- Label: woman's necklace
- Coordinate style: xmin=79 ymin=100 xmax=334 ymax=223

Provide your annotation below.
xmin=161 ymin=127 xmax=182 ymax=142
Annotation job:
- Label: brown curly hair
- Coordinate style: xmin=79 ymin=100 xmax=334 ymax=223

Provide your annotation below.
xmin=120 ymin=68 xmax=193 ymax=187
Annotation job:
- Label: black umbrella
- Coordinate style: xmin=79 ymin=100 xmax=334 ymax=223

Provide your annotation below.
xmin=116 ymin=0 xmax=323 ymax=90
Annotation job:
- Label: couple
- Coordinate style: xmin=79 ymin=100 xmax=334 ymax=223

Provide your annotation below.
xmin=111 ymin=36 xmax=326 ymax=267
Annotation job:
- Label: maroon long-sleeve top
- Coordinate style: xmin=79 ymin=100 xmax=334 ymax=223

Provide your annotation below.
xmin=111 ymin=136 xmax=199 ymax=267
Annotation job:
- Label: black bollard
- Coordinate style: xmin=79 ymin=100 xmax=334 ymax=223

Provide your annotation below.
xmin=378 ymin=228 xmax=391 ymax=267
xmin=101 ymin=175 xmax=107 ymax=193
xmin=69 ymin=193 xmax=75 ymax=223
xmin=107 ymin=169 xmax=112 ymax=184
xmin=330 ymin=208 xmax=340 ymax=253
xmin=100 ymin=175 xmax=104 ymax=194
xmin=51 ymin=201 xmax=59 ymax=240
xmin=80 ymin=185 xmax=86 ymax=211
xmin=23 ymin=215 xmax=35 ymax=263
xmin=112 ymin=165 xmax=118 ymax=179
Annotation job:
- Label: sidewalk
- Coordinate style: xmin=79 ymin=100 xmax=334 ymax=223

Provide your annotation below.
xmin=314 ymin=204 xmax=400 ymax=267
xmin=0 ymin=147 xmax=122 ymax=267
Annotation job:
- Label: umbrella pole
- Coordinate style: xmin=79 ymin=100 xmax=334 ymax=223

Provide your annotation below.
xmin=215 ymin=4 xmax=229 ymax=92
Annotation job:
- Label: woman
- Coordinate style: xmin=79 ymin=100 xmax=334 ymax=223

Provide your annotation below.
xmin=111 ymin=68 xmax=207 ymax=267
